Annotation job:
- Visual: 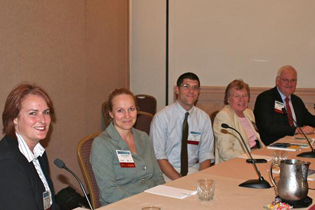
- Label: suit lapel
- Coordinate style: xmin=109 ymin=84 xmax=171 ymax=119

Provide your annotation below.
xmin=272 ymin=87 xmax=284 ymax=103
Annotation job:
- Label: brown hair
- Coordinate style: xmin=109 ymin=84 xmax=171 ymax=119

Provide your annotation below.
xmin=2 ymin=83 xmax=54 ymax=138
xmin=106 ymin=88 xmax=137 ymax=123
xmin=224 ymin=79 xmax=250 ymax=105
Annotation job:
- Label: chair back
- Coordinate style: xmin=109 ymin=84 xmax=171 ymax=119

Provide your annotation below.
xmin=101 ymin=101 xmax=111 ymax=127
xmin=210 ymin=110 xmax=219 ymax=125
xmin=77 ymin=132 xmax=102 ymax=209
xmin=134 ymin=111 xmax=154 ymax=135
xmin=135 ymin=94 xmax=157 ymax=115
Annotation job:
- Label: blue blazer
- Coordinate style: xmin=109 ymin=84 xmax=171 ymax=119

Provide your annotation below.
xmin=0 ymin=135 xmax=59 ymax=210
xmin=254 ymin=87 xmax=315 ymax=145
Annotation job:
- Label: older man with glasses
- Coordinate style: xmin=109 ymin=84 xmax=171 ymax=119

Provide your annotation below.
xmin=254 ymin=65 xmax=315 ymax=145
xmin=150 ymin=72 xmax=214 ymax=182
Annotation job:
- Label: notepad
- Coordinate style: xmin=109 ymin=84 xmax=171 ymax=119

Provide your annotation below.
xmin=237 ymin=154 xmax=273 ymax=161
xmin=144 ymin=185 xmax=197 ymax=199
xmin=294 ymin=137 xmax=315 ymax=141
xmin=267 ymin=143 xmax=300 ymax=151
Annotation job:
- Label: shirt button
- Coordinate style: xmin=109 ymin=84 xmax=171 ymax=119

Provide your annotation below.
xmin=142 ymin=166 xmax=147 ymax=170
xmin=141 ymin=179 xmax=145 ymax=184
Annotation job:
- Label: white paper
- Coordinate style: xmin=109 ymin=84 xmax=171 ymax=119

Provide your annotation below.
xmin=144 ymin=185 xmax=196 ymax=199
xmin=237 ymin=154 xmax=273 ymax=161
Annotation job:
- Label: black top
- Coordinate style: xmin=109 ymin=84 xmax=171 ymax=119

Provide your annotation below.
xmin=254 ymin=87 xmax=315 ymax=145
xmin=0 ymin=135 xmax=59 ymax=210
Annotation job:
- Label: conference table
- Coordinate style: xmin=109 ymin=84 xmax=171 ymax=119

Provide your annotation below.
xmin=95 ymin=134 xmax=315 ymax=210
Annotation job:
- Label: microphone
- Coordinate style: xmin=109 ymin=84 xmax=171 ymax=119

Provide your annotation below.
xmin=221 ymin=123 xmax=271 ymax=189
xmin=281 ymin=108 xmax=315 ymax=158
xmin=54 ymin=159 xmax=94 ymax=210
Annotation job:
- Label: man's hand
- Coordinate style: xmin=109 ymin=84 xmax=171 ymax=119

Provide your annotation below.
xmin=199 ymin=160 xmax=211 ymax=171
xmin=157 ymin=159 xmax=181 ymax=180
xmin=299 ymin=126 xmax=315 ymax=134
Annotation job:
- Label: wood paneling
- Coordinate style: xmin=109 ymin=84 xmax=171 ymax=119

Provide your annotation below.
xmin=196 ymin=86 xmax=315 ymax=116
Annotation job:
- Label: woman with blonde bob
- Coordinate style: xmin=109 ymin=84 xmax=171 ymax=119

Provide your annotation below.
xmin=214 ymin=80 xmax=264 ymax=164
xmin=90 ymin=88 xmax=164 ymax=206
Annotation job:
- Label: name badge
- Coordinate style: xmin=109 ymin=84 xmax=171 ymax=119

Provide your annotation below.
xmin=116 ymin=150 xmax=135 ymax=168
xmin=43 ymin=191 xmax=51 ymax=210
xmin=187 ymin=131 xmax=201 ymax=145
xmin=274 ymin=100 xmax=284 ymax=113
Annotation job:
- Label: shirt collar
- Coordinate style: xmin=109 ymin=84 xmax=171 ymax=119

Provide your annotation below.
xmin=106 ymin=122 xmax=135 ymax=143
xmin=16 ymin=132 xmax=45 ymax=162
xmin=276 ymin=86 xmax=291 ymax=102
xmin=175 ymin=101 xmax=194 ymax=115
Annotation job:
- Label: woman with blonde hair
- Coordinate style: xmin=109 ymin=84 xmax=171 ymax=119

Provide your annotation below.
xmin=90 ymin=88 xmax=164 ymax=206
xmin=214 ymin=80 xmax=264 ymax=164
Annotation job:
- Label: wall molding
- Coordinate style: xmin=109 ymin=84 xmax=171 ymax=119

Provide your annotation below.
xmin=196 ymin=86 xmax=315 ymax=116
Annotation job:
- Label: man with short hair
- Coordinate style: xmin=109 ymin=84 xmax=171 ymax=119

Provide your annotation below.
xmin=150 ymin=72 xmax=214 ymax=181
xmin=254 ymin=65 xmax=315 ymax=145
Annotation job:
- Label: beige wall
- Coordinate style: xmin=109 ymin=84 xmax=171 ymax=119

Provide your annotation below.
xmin=130 ymin=0 xmax=315 ymax=111
xmin=130 ymin=0 xmax=167 ymax=108
xmin=0 ymin=0 xmax=129 ymax=193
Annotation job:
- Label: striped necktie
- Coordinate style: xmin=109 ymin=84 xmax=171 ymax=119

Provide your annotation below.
xmin=285 ymin=97 xmax=294 ymax=126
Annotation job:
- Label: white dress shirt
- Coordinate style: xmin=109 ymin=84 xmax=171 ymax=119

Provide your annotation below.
xmin=16 ymin=132 xmax=52 ymax=207
xmin=150 ymin=101 xmax=214 ymax=168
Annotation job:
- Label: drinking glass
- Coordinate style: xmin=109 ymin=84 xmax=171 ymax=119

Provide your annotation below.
xmin=197 ymin=179 xmax=215 ymax=201
xmin=271 ymin=150 xmax=287 ymax=195
xmin=141 ymin=207 xmax=161 ymax=210
xmin=273 ymin=150 xmax=287 ymax=166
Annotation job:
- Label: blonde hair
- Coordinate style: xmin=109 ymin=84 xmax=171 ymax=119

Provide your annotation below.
xmin=224 ymin=79 xmax=250 ymax=105
xmin=106 ymin=88 xmax=137 ymax=123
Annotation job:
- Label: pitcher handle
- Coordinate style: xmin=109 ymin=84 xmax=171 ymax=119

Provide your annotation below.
xmin=269 ymin=162 xmax=278 ymax=188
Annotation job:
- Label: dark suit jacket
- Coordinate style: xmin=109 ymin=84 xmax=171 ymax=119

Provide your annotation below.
xmin=254 ymin=87 xmax=315 ymax=145
xmin=0 ymin=135 xmax=59 ymax=210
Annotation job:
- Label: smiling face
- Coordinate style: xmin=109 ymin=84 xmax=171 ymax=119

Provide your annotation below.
xmin=276 ymin=67 xmax=297 ymax=97
xmin=175 ymin=79 xmax=200 ymax=111
xmin=14 ymin=94 xmax=51 ymax=150
xmin=109 ymin=94 xmax=137 ymax=133
xmin=228 ymin=87 xmax=249 ymax=117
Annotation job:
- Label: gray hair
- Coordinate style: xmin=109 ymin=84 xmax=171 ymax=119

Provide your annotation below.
xmin=276 ymin=65 xmax=297 ymax=77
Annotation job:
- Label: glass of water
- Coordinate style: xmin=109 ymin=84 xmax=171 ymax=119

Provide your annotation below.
xmin=141 ymin=207 xmax=161 ymax=210
xmin=197 ymin=178 xmax=215 ymax=201
xmin=273 ymin=150 xmax=287 ymax=166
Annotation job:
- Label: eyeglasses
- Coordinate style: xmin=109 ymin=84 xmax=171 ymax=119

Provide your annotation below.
xmin=231 ymin=94 xmax=249 ymax=99
xmin=279 ymin=77 xmax=297 ymax=84
xmin=180 ymin=84 xmax=200 ymax=91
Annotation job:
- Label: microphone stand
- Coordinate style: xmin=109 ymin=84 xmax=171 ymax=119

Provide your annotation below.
xmin=54 ymin=159 xmax=94 ymax=210
xmin=281 ymin=108 xmax=315 ymax=158
xmin=221 ymin=123 xmax=271 ymax=189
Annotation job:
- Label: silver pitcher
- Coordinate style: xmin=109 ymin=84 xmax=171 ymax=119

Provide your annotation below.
xmin=270 ymin=159 xmax=310 ymax=201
